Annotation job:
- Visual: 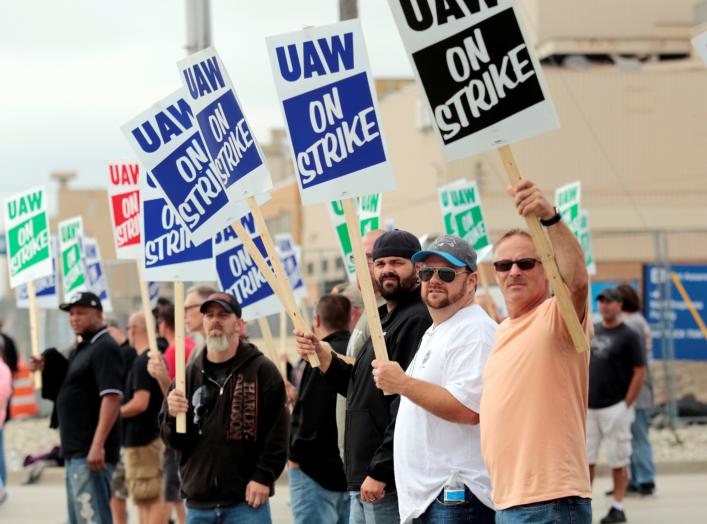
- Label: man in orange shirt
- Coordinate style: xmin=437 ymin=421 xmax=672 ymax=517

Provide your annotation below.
xmin=480 ymin=180 xmax=593 ymax=524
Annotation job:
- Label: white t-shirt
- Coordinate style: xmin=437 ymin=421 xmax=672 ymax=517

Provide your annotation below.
xmin=394 ymin=304 xmax=497 ymax=523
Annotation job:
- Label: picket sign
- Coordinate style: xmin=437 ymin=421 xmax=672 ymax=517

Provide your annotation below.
xmin=174 ymin=281 xmax=187 ymax=433
xmin=257 ymin=317 xmax=284 ymax=377
xmin=692 ymin=30 xmax=707 ymax=65
xmin=555 ymin=181 xmax=581 ymax=238
xmin=499 ymin=147 xmax=588 ymax=353
xmin=578 ymin=210 xmax=596 ymax=276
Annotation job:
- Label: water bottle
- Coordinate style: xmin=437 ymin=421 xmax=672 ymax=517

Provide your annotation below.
xmin=443 ymin=470 xmax=465 ymax=506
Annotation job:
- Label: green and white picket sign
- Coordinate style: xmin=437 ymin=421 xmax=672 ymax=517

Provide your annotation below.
xmin=437 ymin=179 xmax=493 ymax=262
xmin=555 ymin=181 xmax=582 ymax=238
xmin=3 ymin=186 xmax=53 ymax=289
xmin=58 ymin=216 xmax=87 ymax=302
xmin=578 ymin=209 xmax=596 ymax=276
xmin=328 ymin=194 xmax=382 ymax=283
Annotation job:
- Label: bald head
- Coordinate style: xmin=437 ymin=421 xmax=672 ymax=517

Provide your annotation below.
xmin=128 ymin=311 xmax=149 ymax=353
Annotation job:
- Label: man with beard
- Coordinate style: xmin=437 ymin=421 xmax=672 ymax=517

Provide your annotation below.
xmin=161 ymin=292 xmax=289 ymax=523
xmin=296 ymin=230 xmax=431 ymax=524
xmin=371 ymin=235 xmax=496 ymax=523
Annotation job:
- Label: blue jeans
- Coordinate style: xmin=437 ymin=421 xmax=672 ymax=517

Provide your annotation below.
xmin=495 ymin=497 xmax=592 ymax=524
xmin=64 ymin=457 xmax=115 ymax=524
xmin=413 ymin=486 xmax=495 ymax=523
xmin=289 ymin=466 xmax=349 ymax=524
xmin=187 ymin=501 xmax=271 ymax=524
xmin=349 ymin=490 xmax=399 ymax=524
xmin=629 ymin=408 xmax=655 ymax=487
xmin=0 ymin=427 xmax=6 ymax=485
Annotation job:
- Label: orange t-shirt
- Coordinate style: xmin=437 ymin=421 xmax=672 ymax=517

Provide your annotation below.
xmin=480 ymin=297 xmax=592 ymax=510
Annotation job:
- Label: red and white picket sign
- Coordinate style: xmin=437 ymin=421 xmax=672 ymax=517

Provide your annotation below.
xmin=107 ymin=161 xmax=142 ymax=259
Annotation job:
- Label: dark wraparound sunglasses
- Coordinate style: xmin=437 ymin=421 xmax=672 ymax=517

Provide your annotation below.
xmin=493 ymin=258 xmax=542 ymax=272
xmin=418 ymin=267 xmax=470 ymax=283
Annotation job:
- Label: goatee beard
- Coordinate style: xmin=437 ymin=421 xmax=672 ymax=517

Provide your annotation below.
xmin=207 ymin=334 xmax=230 ymax=353
xmin=379 ymin=273 xmax=419 ymax=302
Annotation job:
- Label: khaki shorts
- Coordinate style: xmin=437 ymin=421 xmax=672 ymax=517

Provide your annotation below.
xmin=587 ymin=401 xmax=635 ymax=468
xmin=124 ymin=438 xmax=165 ymax=504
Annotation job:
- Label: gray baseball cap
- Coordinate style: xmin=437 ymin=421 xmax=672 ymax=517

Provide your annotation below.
xmin=411 ymin=235 xmax=477 ymax=271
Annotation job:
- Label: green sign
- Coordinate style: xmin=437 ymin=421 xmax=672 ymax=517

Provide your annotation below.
xmin=438 ymin=179 xmax=492 ymax=261
xmin=328 ymin=194 xmax=382 ymax=283
xmin=3 ymin=186 xmax=53 ymax=288
xmin=578 ymin=209 xmax=596 ymax=275
xmin=58 ymin=216 xmax=87 ymax=301
xmin=555 ymin=181 xmax=582 ymax=237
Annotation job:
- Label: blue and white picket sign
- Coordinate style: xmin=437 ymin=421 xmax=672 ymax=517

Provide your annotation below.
xmin=122 ymin=89 xmax=241 ymax=245
xmin=275 ymin=233 xmax=307 ymax=301
xmin=178 ymin=47 xmax=273 ymax=202
xmin=140 ymin=172 xmax=217 ymax=282
xmin=213 ymin=214 xmax=284 ymax=321
xmin=387 ymin=0 xmax=559 ymax=160
xmin=16 ymin=246 xmax=59 ymax=310
xmin=266 ymin=19 xmax=395 ymax=205
xmin=83 ymin=237 xmax=113 ymax=313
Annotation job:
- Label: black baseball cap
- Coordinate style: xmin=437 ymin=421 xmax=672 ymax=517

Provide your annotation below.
xmin=372 ymin=230 xmax=421 ymax=261
xmin=200 ymin=292 xmax=242 ymax=318
xmin=59 ymin=291 xmax=103 ymax=312
xmin=596 ymin=288 xmax=623 ymax=302
xmin=412 ymin=235 xmax=477 ymax=271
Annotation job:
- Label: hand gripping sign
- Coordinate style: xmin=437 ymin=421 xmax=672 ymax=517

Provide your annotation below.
xmin=178 ymin=47 xmax=273 ymax=202
xmin=122 ymin=89 xmax=242 ymax=245
xmin=267 ymin=20 xmax=394 ymax=365
xmin=389 ymin=0 xmax=587 ymax=352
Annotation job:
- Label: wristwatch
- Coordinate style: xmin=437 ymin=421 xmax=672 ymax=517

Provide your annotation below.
xmin=540 ymin=207 xmax=562 ymax=227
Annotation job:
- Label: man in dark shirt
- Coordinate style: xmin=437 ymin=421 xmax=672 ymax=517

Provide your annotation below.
xmin=121 ymin=311 xmax=165 ymax=522
xmin=587 ymin=288 xmax=646 ymax=524
xmin=289 ymin=294 xmax=352 ymax=524
xmin=295 ymin=230 xmax=432 ymax=524
xmin=31 ymin=292 xmax=123 ymax=524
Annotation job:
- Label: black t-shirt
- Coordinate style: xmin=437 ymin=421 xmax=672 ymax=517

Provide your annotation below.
xmin=119 ymin=342 xmax=137 ymax=384
xmin=122 ymin=350 xmax=164 ymax=447
xmin=55 ymin=328 xmax=124 ymax=464
xmin=589 ymin=322 xmax=645 ymax=409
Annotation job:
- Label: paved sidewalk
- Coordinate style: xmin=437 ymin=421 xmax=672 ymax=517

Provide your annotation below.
xmin=1 ymin=469 xmax=706 ymax=522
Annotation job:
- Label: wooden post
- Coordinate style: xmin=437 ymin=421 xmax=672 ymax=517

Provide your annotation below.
xmin=230 ymin=218 xmax=320 ymax=367
xmin=174 ymin=281 xmax=187 ymax=433
xmin=257 ymin=317 xmax=284 ymax=376
xmin=498 ymin=145 xmax=589 ymax=353
xmin=135 ymin=260 xmax=159 ymax=356
xmin=278 ymin=310 xmax=288 ymax=374
xmin=26 ymin=280 xmax=42 ymax=389
xmin=342 ymin=198 xmax=388 ymax=362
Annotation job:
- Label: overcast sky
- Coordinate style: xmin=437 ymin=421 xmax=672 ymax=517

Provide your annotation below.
xmin=0 ymin=0 xmax=412 ymax=203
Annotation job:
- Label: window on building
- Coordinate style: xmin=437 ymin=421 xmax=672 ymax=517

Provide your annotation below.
xmin=321 ymin=259 xmax=329 ymax=273
xmin=307 ymin=262 xmax=315 ymax=275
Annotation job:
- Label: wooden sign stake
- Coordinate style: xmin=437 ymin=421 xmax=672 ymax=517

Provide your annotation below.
xmin=342 ymin=198 xmax=388 ymax=363
xmin=26 ymin=280 xmax=42 ymax=389
xmin=230 ymin=218 xmax=320 ymax=367
xmin=135 ymin=260 xmax=159 ymax=357
xmin=498 ymin=145 xmax=589 ymax=353
xmin=174 ymin=281 xmax=187 ymax=433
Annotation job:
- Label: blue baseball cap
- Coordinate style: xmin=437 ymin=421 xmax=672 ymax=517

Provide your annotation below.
xmin=412 ymin=235 xmax=477 ymax=271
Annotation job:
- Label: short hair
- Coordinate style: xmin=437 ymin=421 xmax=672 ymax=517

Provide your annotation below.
xmin=316 ymin=294 xmax=352 ymax=332
xmin=617 ymin=284 xmax=641 ymax=313
xmin=494 ymin=229 xmax=533 ymax=252
xmin=158 ymin=304 xmax=176 ymax=331
xmin=186 ymin=284 xmax=218 ymax=301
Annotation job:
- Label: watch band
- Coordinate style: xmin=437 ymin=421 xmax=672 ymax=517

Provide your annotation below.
xmin=540 ymin=208 xmax=562 ymax=227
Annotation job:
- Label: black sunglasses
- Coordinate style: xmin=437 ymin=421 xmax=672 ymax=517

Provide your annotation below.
xmin=418 ymin=267 xmax=470 ymax=283
xmin=493 ymin=258 xmax=542 ymax=272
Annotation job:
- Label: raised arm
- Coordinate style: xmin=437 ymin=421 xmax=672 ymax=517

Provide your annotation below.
xmin=509 ymin=179 xmax=589 ymax=320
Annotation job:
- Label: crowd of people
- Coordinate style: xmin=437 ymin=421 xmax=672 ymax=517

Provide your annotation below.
xmin=0 ymin=179 xmax=658 ymax=524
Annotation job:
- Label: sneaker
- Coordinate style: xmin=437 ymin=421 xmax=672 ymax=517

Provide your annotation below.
xmin=600 ymin=507 xmax=627 ymax=523
xmin=639 ymin=483 xmax=655 ymax=496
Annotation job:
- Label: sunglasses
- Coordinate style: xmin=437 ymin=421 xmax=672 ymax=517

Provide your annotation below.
xmin=418 ymin=266 xmax=470 ymax=283
xmin=493 ymin=258 xmax=542 ymax=272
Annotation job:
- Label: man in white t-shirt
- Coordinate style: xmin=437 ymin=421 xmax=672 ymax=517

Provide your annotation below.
xmin=372 ymin=235 xmax=496 ymax=524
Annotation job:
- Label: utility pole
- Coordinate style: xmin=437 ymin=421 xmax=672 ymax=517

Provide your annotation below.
xmin=185 ymin=0 xmax=212 ymax=54
xmin=339 ymin=0 xmax=358 ymax=20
